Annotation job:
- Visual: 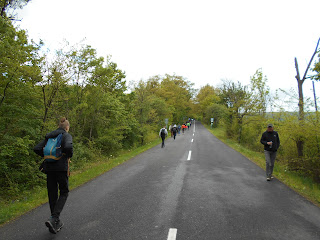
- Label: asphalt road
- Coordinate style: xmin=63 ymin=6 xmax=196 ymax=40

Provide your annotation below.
xmin=1 ymin=121 xmax=320 ymax=240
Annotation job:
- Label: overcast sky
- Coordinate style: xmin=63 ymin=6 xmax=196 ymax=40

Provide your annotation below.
xmin=16 ymin=0 xmax=320 ymax=111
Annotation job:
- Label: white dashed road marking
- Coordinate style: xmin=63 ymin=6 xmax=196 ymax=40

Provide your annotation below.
xmin=187 ymin=150 xmax=192 ymax=161
xmin=167 ymin=228 xmax=177 ymax=240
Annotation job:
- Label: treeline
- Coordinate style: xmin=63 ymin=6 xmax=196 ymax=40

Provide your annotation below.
xmin=1 ymin=1 xmax=320 ymax=199
xmin=0 ymin=12 xmax=195 ymax=197
xmin=194 ymin=69 xmax=320 ymax=182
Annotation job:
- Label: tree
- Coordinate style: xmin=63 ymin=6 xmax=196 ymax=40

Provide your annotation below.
xmin=0 ymin=11 xmax=44 ymax=196
xmin=156 ymin=74 xmax=195 ymax=123
xmin=195 ymin=84 xmax=220 ymax=121
xmin=313 ymin=56 xmax=320 ymax=81
xmin=294 ymin=37 xmax=320 ymax=157
xmin=219 ymin=80 xmax=252 ymax=141
xmin=38 ymin=49 xmax=70 ymax=132
xmin=0 ymin=0 xmax=31 ymax=19
xmin=250 ymin=68 xmax=270 ymax=115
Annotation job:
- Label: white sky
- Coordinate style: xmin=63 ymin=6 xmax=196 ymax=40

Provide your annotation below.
xmin=16 ymin=0 xmax=320 ymax=111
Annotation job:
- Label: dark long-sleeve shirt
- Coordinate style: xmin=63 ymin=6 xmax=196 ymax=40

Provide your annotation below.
xmin=260 ymin=130 xmax=280 ymax=152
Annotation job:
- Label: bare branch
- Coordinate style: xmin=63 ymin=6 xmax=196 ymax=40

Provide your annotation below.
xmin=302 ymin=37 xmax=320 ymax=81
xmin=295 ymin=57 xmax=301 ymax=81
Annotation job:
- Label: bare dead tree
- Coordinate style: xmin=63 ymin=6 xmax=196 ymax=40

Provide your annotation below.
xmin=294 ymin=37 xmax=320 ymax=157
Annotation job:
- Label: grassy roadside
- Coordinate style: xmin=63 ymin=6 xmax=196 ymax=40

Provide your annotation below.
xmin=0 ymin=138 xmax=161 ymax=226
xmin=205 ymin=125 xmax=320 ymax=207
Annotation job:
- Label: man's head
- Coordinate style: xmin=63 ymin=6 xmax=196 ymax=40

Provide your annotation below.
xmin=267 ymin=123 xmax=274 ymax=132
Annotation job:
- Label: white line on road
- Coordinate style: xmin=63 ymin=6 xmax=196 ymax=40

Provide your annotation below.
xmin=187 ymin=150 xmax=192 ymax=161
xmin=193 ymin=133 xmax=194 ymax=136
xmin=191 ymin=139 xmax=194 ymax=142
xmin=167 ymin=228 xmax=177 ymax=240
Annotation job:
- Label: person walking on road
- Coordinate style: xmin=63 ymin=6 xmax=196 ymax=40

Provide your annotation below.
xmin=181 ymin=123 xmax=186 ymax=134
xmin=260 ymin=124 xmax=280 ymax=181
xmin=34 ymin=117 xmax=73 ymax=234
xmin=172 ymin=124 xmax=177 ymax=140
xmin=159 ymin=126 xmax=168 ymax=148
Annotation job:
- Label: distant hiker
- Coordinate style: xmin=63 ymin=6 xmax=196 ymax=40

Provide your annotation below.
xmin=34 ymin=117 xmax=73 ymax=234
xmin=159 ymin=126 xmax=168 ymax=148
xmin=178 ymin=124 xmax=181 ymax=134
xmin=187 ymin=122 xmax=191 ymax=130
xmin=169 ymin=124 xmax=172 ymax=137
xmin=172 ymin=124 xmax=177 ymax=140
xmin=260 ymin=124 xmax=280 ymax=181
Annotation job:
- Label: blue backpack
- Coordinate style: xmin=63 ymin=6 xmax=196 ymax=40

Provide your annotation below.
xmin=43 ymin=133 xmax=63 ymax=162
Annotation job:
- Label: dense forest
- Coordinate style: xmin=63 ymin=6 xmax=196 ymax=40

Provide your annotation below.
xmin=1 ymin=1 xmax=320 ymax=200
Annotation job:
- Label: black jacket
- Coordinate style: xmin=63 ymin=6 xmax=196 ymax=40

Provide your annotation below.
xmin=260 ymin=130 xmax=280 ymax=152
xmin=34 ymin=128 xmax=73 ymax=172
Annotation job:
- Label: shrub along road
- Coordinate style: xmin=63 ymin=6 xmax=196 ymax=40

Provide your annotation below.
xmin=1 ymin=122 xmax=320 ymax=239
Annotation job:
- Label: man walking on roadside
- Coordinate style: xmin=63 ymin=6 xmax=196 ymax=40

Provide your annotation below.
xmin=159 ymin=126 xmax=168 ymax=148
xmin=260 ymin=124 xmax=280 ymax=181
xmin=34 ymin=117 xmax=73 ymax=234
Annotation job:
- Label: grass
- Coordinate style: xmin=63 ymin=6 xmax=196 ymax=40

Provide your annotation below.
xmin=205 ymin=125 xmax=320 ymax=207
xmin=0 ymin=138 xmax=161 ymax=226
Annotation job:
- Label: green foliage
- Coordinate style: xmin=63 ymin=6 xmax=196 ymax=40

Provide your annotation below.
xmin=250 ymin=68 xmax=270 ymax=114
xmin=313 ymin=53 xmax=320 ymax=81
xmin=203 ymin=103 xmax=227 ymax=126
xmin=0 ymin=16 xmax=196 ymax=199
xmin=194 ymin=84 xmax=220 ymax=122
xmin=0 ymin=0 xmax=31 ymax=19
xmin=195 ymin=68 xmax=320 ymax=183
xmin=132 ymin=75 xmax=195 ymax=144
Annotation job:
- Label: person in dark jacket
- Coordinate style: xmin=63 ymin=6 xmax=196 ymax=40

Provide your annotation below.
xmin=172 ymin=124 xmax=177 ymax=140
xmin=34 ymin=117 xmax=73 ymax=234
xmin=260 ymin=124 xmax=280 ymax=181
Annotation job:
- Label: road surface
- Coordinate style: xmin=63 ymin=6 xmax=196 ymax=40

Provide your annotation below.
xmin=1 ymin=121 xmax=320 ymax=239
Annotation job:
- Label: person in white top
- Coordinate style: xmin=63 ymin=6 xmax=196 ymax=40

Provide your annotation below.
xmin=159 ymin=126 xmax=168 ymax=148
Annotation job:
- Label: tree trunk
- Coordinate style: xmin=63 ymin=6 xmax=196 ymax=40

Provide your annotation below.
xmin=295 ymin=58 xmax=305 ymax=157
xmin=293 ymin=38 xmax=320 ymax=157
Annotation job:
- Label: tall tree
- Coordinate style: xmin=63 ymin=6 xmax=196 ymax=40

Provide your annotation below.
xmin=219 ymin=80 xmax=252 ymax=141
xmin=294 ymin=37 xmax=320 ymax=157
xmin=250 ymin=68 xmax=270 ymax=115
xmin=195 ymin=84 xmax=220 ymax=121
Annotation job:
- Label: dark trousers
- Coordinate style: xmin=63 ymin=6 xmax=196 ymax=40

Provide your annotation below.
xmin=264 ymin=150 xmax=277 ymax=177
xmin=47 ymin=171 xmax=69 ymax=219
xmin=173 ymin=132 xmax=177 ymax=139
xmin=161 ymin=137 xmax=165 ymax=148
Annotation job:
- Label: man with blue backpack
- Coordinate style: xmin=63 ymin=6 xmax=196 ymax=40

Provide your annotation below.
xmin=34 ymin=117 xmax=73 ymax=234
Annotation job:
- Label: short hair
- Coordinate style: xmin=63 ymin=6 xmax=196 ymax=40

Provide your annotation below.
xmin=58 ymin=117 xmax=70 ymax=130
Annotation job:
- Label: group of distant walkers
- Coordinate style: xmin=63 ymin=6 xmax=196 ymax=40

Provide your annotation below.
xmin=159 ymin=120 xmax=193 ymax=148
xmin=32 ymin=116 xmax=279 ymax=235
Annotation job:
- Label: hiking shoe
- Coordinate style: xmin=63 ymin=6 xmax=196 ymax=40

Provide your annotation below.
xmin=267 ymin=177 xmax=271 ymax=181
xmin=271 ymin=176 xmax=274 ymax=180
xmin=45 ymin=217 xmax=57 ymax=234
xmin=55 ymin=219 xmax=64 ymax=232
